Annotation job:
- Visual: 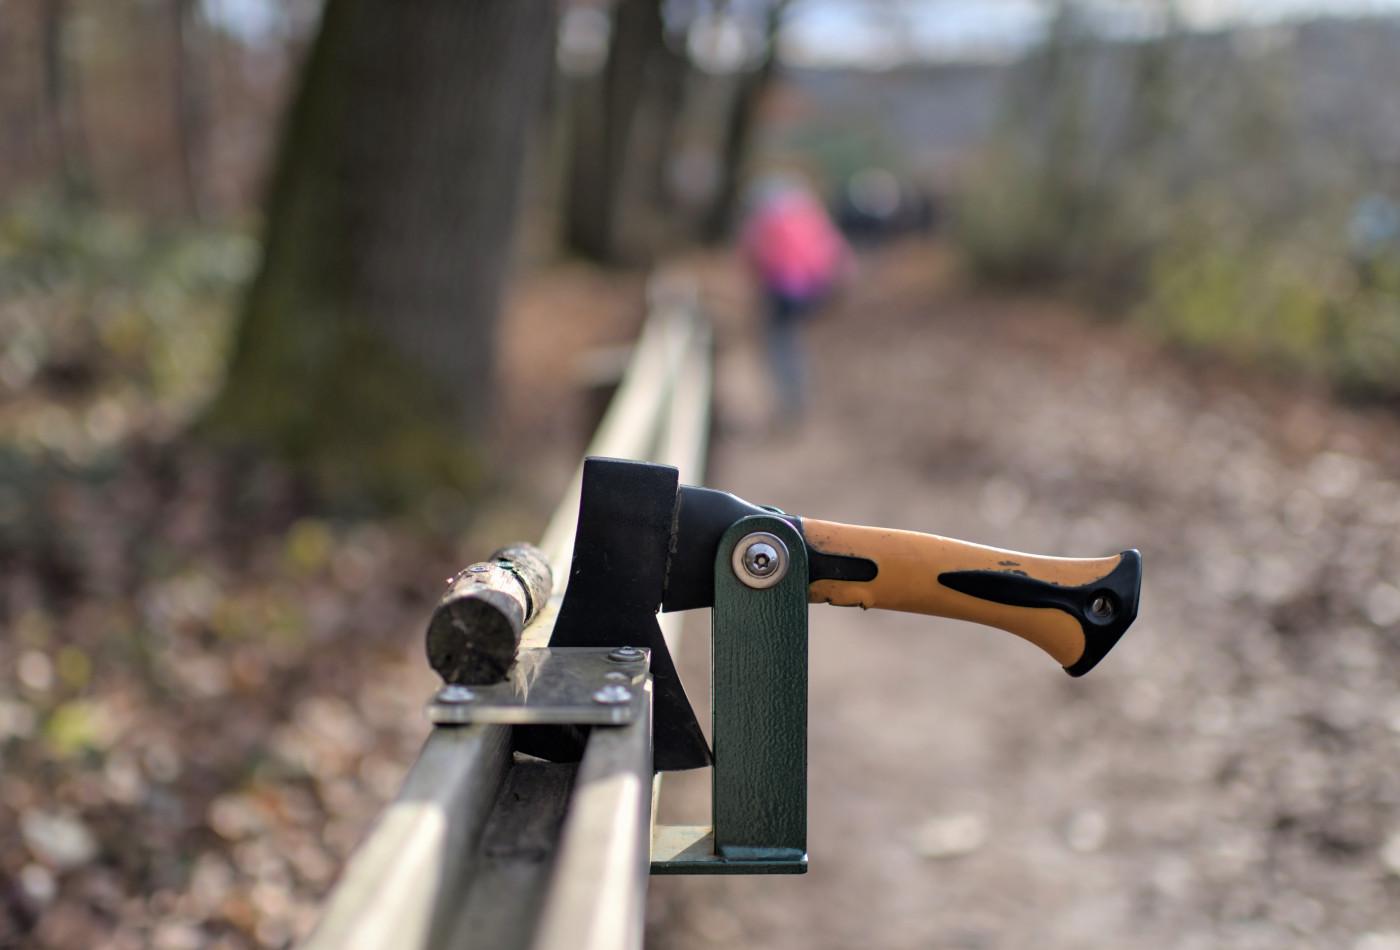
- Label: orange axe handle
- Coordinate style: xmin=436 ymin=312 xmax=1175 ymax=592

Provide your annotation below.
xmin=801 ymin=520 xmax=1141 ymax=675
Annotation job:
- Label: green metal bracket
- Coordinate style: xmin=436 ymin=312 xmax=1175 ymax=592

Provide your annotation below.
xmin=651 ymin=514 xmax=809 ymax=874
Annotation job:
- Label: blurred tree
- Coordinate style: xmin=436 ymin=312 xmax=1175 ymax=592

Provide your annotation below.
xmin=957 ymin=0 xmax=1097 ymax=283
xmin=703 ymin=0 xmax=789 ymax=242
xmin=41 ymin=0 xmax=94 ymax=201
xmin=642 ymin=21 xmax=690 ymax=212
xmin=204 ymin=0 xmax=557 ymax=507
xmin=171 ymin=0 xmax=211 ymax=220
xmin=1122 ymin=2 xmax=1179 ymax=159
xmin=563 ymin=0 xmax=671 ymax=263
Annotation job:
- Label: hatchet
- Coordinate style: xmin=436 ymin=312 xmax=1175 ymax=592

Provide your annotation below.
xmin=505 ymin=457 xmax=1141 ymax=772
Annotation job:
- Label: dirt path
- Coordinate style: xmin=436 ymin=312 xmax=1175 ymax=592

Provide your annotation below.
xmin=647 ymin=245 xmax=1400 ymax=949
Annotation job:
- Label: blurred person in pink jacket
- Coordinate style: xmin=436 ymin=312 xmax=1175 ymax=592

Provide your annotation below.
xmin=741 ymin=176 xmax=850 ymax=424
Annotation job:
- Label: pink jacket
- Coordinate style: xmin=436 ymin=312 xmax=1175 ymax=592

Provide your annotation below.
xmin=742 ymin=191 xmax=848 ymax=300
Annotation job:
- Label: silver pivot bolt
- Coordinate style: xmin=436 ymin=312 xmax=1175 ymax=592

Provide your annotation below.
xmin=732 ymin=531 xmax=790 ymax=589
xmin=607 ymin=645 xmax=644 ymax=663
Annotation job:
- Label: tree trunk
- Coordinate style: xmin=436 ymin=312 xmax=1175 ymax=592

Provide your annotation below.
xmin=562 ymin=0 xmax=667 ymax=263
xmin=643 ymin=36 xmax=689 ymax=211
xmin=703 ymin=0 xmax=788 ymax=243
xmin=40 ymin=0 xmax=92 ymax=202
xmin=562 ymin=70 xmax=612 ymax=261
xmin=171 ymin=0 xmax=210 ymax=220
xmin=204 ymin=0 xmax=556 ymax=508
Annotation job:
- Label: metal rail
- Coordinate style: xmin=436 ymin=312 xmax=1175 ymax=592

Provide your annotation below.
xmin=301 ymin=281 xmax=711 ymax=950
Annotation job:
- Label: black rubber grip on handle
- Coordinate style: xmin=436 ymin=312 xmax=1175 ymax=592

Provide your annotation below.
xmin=937 ymin=549 xmax=1142 ymax=675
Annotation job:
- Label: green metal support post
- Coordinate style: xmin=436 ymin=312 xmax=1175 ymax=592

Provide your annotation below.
xmin=651 ymin=514 xmax=809 ymax=874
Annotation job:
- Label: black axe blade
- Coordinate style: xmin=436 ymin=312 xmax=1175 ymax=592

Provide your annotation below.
xmin=516 ymin=457 xmax=712 ymax=772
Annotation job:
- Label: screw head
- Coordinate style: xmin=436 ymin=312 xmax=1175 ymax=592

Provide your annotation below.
xmin=607 ymin=645 xmax=644 ymax=663
xmin=1088 ymin=592 xmax=1118 ymax=623
xmin=744 ymin=542 xmax=780 ymax=576
xmin=435 ymin=684 xmax=477 ymax=704
xmin=593 ymin=684 xmax=633 ymax=705
xmin=731 ymin=531 xmax=790 ymax=589
xmin=468 ymin=564 xmax=490 ymax=574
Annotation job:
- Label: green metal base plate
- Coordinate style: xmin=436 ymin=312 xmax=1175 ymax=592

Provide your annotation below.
xmin=650 ymin=825 xmax=807 ymax=875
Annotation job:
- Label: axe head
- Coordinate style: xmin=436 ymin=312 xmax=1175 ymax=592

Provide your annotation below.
xmin=519 ymin=457 xmax=712 ymax=772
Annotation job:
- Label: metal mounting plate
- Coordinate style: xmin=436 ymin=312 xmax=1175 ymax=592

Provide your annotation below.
xmin=651 ymin=825 xmax=806 ymax=875
xmin=427 ymin=647 xmax=650 ymax=726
